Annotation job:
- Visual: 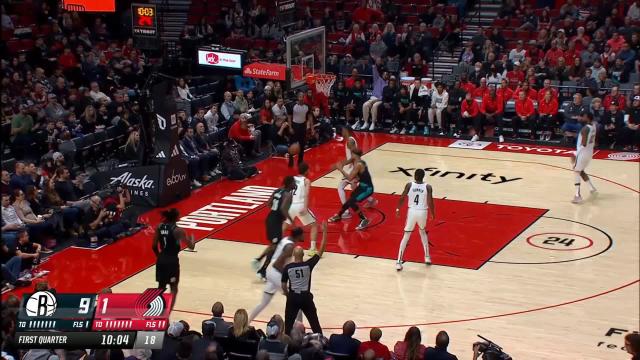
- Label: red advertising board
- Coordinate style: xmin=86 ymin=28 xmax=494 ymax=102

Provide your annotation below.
xmin=243 ymin=62 xmax=287 ymax=81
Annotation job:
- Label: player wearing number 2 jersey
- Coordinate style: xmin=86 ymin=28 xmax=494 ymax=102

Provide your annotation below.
xmin=285 ymin=163 xmax=319 ymax=256
xmin=395 ymin=169 xmax=435 ymax=271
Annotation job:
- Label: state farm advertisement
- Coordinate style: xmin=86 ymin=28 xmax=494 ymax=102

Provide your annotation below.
xmin=243 ymin=62 xmax=287 ymax=81
xmin=197 ymin=50 xmax=242 ymax=70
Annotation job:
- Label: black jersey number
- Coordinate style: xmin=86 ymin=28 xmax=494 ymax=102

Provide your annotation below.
xmin=294 ymin=269 xmax=303 ymax=278
xmin=413 ymin=194 xmax=420 ymax=205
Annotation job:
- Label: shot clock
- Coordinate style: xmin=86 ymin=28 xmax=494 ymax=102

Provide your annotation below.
xmin=15 ymin=290 xmax=172 ymax=350
xmin=131 ymin=3 xmax=160 ymax=50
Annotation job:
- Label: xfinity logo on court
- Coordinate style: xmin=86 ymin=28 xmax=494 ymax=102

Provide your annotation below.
xmin=448 ymin=140 xmax=491 ymax=150
xmin=166 ymin=170 xmax=187 ymax=187
xmin=110 ymin=173 xmax=155 ymax=190
xmin=596 ymin=327 xmax=639 ymax=352
xmin=607 ymin=152 xmax=640 ymax=161
xmin=496 ymin=144 xmax=575 ymax=155
xmin=390 ymin=167 xmax=522 ymax=185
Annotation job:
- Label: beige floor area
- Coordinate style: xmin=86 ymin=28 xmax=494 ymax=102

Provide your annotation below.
xmin=114 ymin=143 xmax=640 ymax=360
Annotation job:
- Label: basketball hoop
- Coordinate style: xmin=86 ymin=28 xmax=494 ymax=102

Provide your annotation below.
xmin=306 ymin=73 xmax=336 ymax=97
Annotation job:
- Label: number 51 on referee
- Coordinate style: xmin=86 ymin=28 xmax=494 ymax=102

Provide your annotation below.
xmin=281 ymin=221 xmax=328 ymax=335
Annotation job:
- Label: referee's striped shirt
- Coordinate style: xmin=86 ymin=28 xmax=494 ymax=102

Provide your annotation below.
xmin=281 ymin=255 xmax=320 ymax=293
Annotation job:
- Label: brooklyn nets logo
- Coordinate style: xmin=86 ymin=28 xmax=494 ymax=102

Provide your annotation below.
xmin=24 ymin=291 xmax=58 ymax=317
xmin=134 ymin=288 xmax=166 ymax=317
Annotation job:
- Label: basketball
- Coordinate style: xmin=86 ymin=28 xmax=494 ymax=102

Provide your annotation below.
xmin=289 ymin=143 xmax=301 ymax=155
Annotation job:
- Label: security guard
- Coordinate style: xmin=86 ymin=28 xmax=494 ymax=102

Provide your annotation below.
xmin=281 ymin=221 xmax=328 ymax=335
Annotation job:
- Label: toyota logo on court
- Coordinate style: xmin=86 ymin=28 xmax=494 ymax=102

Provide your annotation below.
xmin=206 ymin=53 xmax=219 ymax=64
xmin=607 ymin=152 xmax=640 ymax=161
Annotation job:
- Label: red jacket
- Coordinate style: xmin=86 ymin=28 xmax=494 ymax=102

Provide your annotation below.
xmin=473 ymin=86 xmax=490 ymax=98
xmin=537 ymin=87 xmax=559 ymax=103
xmin=497 ymin=87 xmax=514 ymax=103
xmin=538 ymin=98 xmax=559 ymax=116
xmin=228 ymin=120 xmax=252 ymax=141
xmin=481 ymin=94 xmax=504 ymax=114
xmin=515 ymin=98 xmax=535 ymax=117
xmin=513 ymin=87 xmax=538 ymax=101
xmin=545 ymin=48 xmax=564 ymax=67
xmin=460 ymin=81 xmax=476 ymax=95
xmin=461 ymin=99 xmax=480 ymax=117
xmin=603 ymin=94 xmax=627 ymax=110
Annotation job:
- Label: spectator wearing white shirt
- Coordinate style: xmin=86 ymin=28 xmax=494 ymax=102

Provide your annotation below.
xmin=204 ymin=104 xmax=221 ymax=132
xmin=628 ymin=0 xmax=640 ymax=21
xmin=89 ymin=82 xmax=111 ymax=104
xmin=271 ymin=97 xmax=288 ymax=122
xmin=220 ymin=91 xmax=237 ymax=123
xmin=428 ymin=83 xmax=449 ymax=133
xmin=176 ymin=78 xmax=194 ymax=119
xmin=508 ymin=41 xmax=527 ymax=64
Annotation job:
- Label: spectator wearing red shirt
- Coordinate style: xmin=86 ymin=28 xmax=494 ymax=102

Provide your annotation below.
xmin=473 ymin=78 xmax=490 ymax=98
xmin=344 ymin=68 xmax=364 ymax=89
xmin=603 ymin=86 xmax=627 ymax=111
xmin=537 ymin=89 xmax=559 ymax=141
xmin=512 ymin=90 xmax=537 ymax=139
xmin=505 ymin=62 xmax=525 ymax=88
xmin=459 ymin=73 xmax=476 ymax=95
xmin=403 ymin=53 xmax=429 ymax=78
xmin=537 ymin=79 xmax=559 ymax=103
xmin=497 ymin=79 xmax=514 ymax=105
xmin=260 ymin=99 xmax=274 ymax=148
xmin=456 ymin=92 xmax=481 ymax=141
xmin=544 ymin=40 xmax=565 ymax=68
xmin=481 ymin=87 xmax=504 ymax=139
xmin=357 ymin=328 xmax=391 ymax=360
xmin=228 ymin=114 xmax=261 ymax=156
xmin=512 ymin=82 xmax=538 ymax=101
xmin=570 ymin=27 xmax=590 ymax=53
xmin=58 ymin=48 xmax=78 ymax=69
xmin=607 ymin=31 xmax=627 ymax=53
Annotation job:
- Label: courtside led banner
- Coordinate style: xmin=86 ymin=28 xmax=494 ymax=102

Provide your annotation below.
xmin=197 ymin=50 xmax=243 ymax=70
xmin=243 ymin=62 xmax=287 ymax=81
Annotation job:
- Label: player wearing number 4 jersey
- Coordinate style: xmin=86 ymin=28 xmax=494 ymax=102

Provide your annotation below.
xmin=571 ymin=112 xmax=597 ymax=204
xmin=153 ymin=208 xmax=195 ymax=310
xmin=395 ymin=169 xmax=435 ymax=271
xmin=285 ymin=162 xmax=319 ymax=256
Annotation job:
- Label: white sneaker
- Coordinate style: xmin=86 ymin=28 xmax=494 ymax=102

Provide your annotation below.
xmin=425 ymin=256 xmax=432 ymax=265
xmin=368 ymin=122 xmax=375 ymax=131
xmin=364 ymin=198 xmax=378 ymax=208
xmin=499 ymin=135 xmax=504 ymax=143
xmin=453 ymin=132 xmax=460 ymax=138
xmin=471 ymin=134 xmax=479 ymax=142
xmin=352 ymin=122 xmax=361 ymax=130
xmin=438 ymin=130 xmax=444 ymax=135
xmin=192 ymin=180 xmax=202 ymax=187
xmin=396 ymin=262 xmax=403 ymax=271
xmin=539 ymin=134 xmax=545 ymax=141
xmin=390 ymin=128 xmax=399 ymax=134
xmin=251 ymin=258 xmax=260 ymax=271
xmin=590 ymin=188 xmax=598 ymax=195
xmin=571 ymin=195 xmax=583 ymax=204
xmin=360 ymin=122 xmax=369 ymax=130
xmin=400 ymin=128 xmax=407 ymax=134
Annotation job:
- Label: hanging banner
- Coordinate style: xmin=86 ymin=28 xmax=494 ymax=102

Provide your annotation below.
xmin=243 ymin=62 xmax=287 ymax=81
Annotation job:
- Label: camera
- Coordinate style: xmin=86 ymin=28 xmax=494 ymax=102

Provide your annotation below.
xmin=473 ymin=335 xmax=512 ymax=360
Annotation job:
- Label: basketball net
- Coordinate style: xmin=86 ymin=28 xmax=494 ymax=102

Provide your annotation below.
xmin=306 ymin=73 xmax=336 ymax=98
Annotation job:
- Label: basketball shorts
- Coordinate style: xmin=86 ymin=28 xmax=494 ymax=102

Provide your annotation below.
xmin=354 ymin=183 xmax=374 ymax=202
xmin=263 ymin=266 xmax=282 ymax=295
xmin=286 ymin=203 xmax=316 ymax=226
xmin=266 ymin=214 xmax=284 ymax=244
xmin=404 ymin=208 xmax=428 ymax=231
xmin=156 ymin=256 xmax=180 ymax=286
xmin=573 ymin=150 xmax=593 ymax=172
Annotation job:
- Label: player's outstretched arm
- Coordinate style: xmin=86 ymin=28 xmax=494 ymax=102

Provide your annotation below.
xmin=317 ymin=221 xmax=328 ymax=258
xmin=427 ymin=184 xmax=435 ymax=220
xmin=396 ymin=182 xmax=411 ymax=217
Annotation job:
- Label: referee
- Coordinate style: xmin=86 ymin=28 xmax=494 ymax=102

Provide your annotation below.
xmin=281 ymin=221 xmax=328 ymax=335
xmin=289 ymin=91 xmax=310 ymax=167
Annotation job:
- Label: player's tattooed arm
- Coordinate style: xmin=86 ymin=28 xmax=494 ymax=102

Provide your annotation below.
xmin=427 ymin=184 xmax=435 ymax=220
xmin=396 ymin=182 xmax=412 ymax=216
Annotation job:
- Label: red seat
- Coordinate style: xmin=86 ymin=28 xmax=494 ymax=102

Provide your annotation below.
xmin=508 ymin=18 xmax=523 ymax=27
xmin=7 ymin=39 xmax=20 ymax=54
xmin=493 ymin=18 xmax=508 ymax=27
xmin=253 ymin=39 xmax=267 ymax=50
xmin=444 ymin=6 xmax=458 ymax=15
xmin=327 ymin=32 xmax=343 ymax=43
xmin=406 ymin=15 xmax=419 ymax=25
xmin=19 ymin=38 xmax=34 ymax=51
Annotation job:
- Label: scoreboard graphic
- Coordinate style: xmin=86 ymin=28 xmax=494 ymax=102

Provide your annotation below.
xmin=15 ymin=290 xmax=172 ymax=349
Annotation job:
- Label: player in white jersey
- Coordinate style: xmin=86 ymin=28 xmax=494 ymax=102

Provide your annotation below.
xmin=249 ymin=227 xmax=304 ymax=322
xmin=337 ymin=127 xmax=377 ymax=219
xmin=285 ymin=162 xmax=319 ymax=256
xmin=395 ymin=169 xmax=435 ymax=271
xmin=571 ymin=112 xmax=598 ymax=204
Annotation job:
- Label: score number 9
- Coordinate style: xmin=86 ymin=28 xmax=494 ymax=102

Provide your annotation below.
xmin=77 ymin=297 xmax=109 ymax=315
xmin=137 ymin=7 xmax=154 ymax=16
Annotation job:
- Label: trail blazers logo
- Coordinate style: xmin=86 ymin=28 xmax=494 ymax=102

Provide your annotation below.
xmin=134 ymin=289 xmax=166 ymax=317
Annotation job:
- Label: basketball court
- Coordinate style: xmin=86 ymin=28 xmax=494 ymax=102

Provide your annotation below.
xmin=78 ymin=135 xmax=637 ymax=360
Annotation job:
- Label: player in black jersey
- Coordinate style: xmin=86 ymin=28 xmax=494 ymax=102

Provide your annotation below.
xmin=253 ymin=176 xmax=296 ymax=279
xmin=152 ymin=208 xmax=195 ymax=310
xmin=329 ymin=148 xmax=374 ymax=230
